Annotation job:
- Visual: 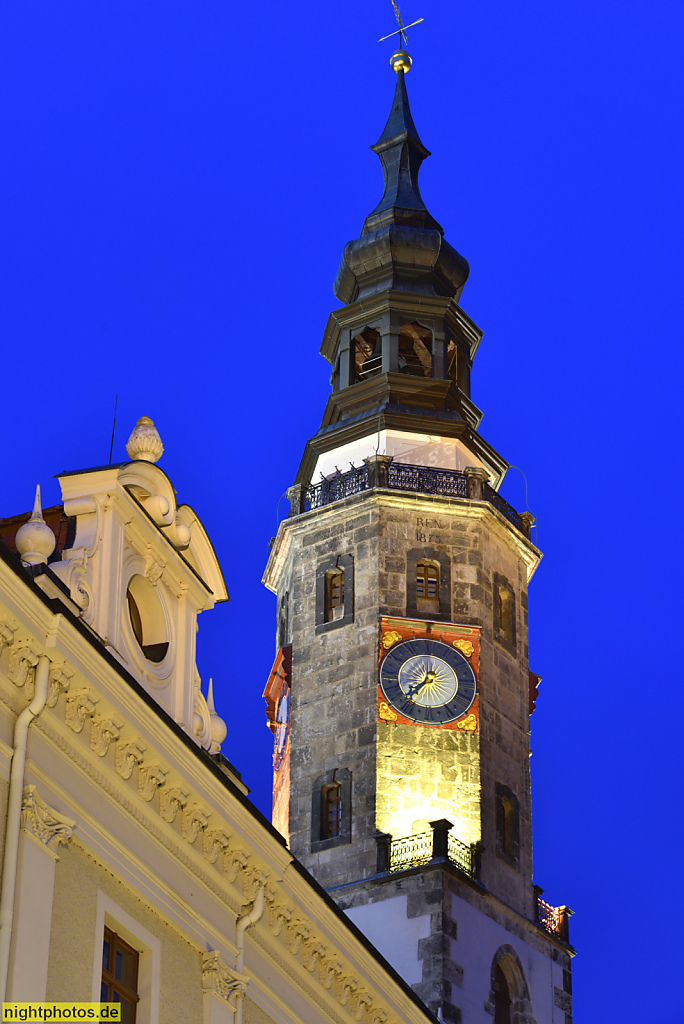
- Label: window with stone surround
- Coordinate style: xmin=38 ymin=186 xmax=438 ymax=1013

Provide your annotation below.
xmin=102 ymin=927 xmax=139 ymax=1023
xmin=322 ymin=783 xmax=342 ymax=839
xmin=325 ymin=569 xmax=345 ymax=622
xmin=493 ymin=573 xmax=516 ymax=654
xmin=495 ymin=783 xmax=520 ymax=868
xmin=315 ymin=555 xmax=354 ymax=634
xmin=493 ymin=964 xmax=512 ymax=1024
xmin=311 ymin=768 xmax=351 ymax=852
xmin=415 ymin=560 xmax=439 ymax=616
xmin=406 ymin=548 xmax=451 ymax=622
xmin=278 ymin=590 xmax=290 ymax=647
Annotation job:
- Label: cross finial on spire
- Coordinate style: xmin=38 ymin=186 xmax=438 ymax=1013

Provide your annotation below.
xmin=378 ymin=1 xmax=423 ymax=72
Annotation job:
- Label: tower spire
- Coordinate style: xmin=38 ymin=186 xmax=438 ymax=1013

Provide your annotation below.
xmin=362 ymin=68 xmax=441 ymax=236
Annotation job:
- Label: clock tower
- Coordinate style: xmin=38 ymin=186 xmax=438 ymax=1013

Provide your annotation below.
xmin=263 ymin=50 xmax=574 ymax=1024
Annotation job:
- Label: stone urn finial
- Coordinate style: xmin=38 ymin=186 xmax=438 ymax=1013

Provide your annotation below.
xmin=16 ymin=485 xmax=56 ymax=565
xmin=126 ymin=416 xmax=164 ymax=463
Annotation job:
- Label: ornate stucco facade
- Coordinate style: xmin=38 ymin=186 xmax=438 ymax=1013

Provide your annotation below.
xmin=0 ymin=418 xmax=438 ymax=1024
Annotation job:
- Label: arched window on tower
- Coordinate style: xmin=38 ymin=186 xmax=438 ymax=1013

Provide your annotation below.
xmin=493 ymin=964 xmax=512 ymax=1024
xmin=325 ymin=568 xmax=345 ymax=622
xmin=416 ymin=560 xmax=439 ymax=616
xmin=398 ymin=323 xmax=432 ymax=377
xmin=353 ymin=328 xmax=382 ymax=382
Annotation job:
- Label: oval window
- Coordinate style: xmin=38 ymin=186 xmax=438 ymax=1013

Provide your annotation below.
xmin=126 ymin=574 xmax=169 ymax=663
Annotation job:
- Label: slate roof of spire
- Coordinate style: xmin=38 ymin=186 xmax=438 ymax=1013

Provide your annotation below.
xmin=362 ymin=69 xmax=442 ymax=236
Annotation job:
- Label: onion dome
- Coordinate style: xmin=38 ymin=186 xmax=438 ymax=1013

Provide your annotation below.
xmin=15 ymin=486 xmax=56 ymax=566
xmin=126 ymin=416 xmax=164 ymax=463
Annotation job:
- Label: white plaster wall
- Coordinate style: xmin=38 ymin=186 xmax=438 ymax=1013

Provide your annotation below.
xmin=314 ymin=432 xmax=488 ymax=481
xmin=344 ymin=895 xmax=431 ymax=986
xmin=449 ymin=892 xmax=565 ymax=1024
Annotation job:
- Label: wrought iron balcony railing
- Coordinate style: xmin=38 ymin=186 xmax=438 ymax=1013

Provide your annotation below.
xmin=288 ymin=457 xmax=532 ymax=538
xmin=376 ymin=819 xmax=479 ymax=880
xmin=536 ymin=895 xmax=572 ymax=944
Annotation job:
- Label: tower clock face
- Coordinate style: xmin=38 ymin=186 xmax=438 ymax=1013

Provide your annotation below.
xmin=379 ymin=639 xmax=477 ymax=725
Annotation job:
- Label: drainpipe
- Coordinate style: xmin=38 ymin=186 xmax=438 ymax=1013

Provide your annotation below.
xmin=0 ymin=654 xmax=51 ymax=1004
xmin=234 ymin=886 xmax=265 ymax=1024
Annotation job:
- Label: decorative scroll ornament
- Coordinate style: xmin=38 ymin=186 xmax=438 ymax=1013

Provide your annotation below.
xmin=453 ymin=639 xmax=474 ymax=658
xmin=138 ymin=761 xmax=168 ymax=802
xmin=456 ymin=713 xmax=477 ymax=732
xmin=181 ymin=803 xmax=210 ymax=843
xmin=21 ymin=785 xmax=76 ymax=849
xmin=0 ymin=620 xmax=15 ymax=652
xmin=382 ymin=631 xmax=402 ymax=650
xmin=45 ymin=663 xmax=74 ymax=707
xmin=302 ymin=940 xmax=327 ymax=973
xmin=268 ymin=902 xmax=293 ymax=938
xmin=351 ymin=990 xmax=373 ymax=1021
xmin=243 ymin=864 xmax=270 ymax=901
xmin=287 ymin=921 xmax=310 ymax=956
xmin=319 ymin=958 xmax=342 ymax=990
xmin=8 ymin=646 xmax=40 ymax=689
xmin=378 ymin=701 xmax=398 ymax=723
xmin=159 ymin=784 xmax=189 ymax=823
xmin=203 ymin=828 xmax=231 ymax=864
xmin=202 ymin=951 xmax=248 ymax=1009
xmin=90 ymin=714 xmax=124 ymax=757
xmin=115 ymin=737 xmax=147 ymax=780
xmin=223 ymin=846 xmax=250 ymax=883
xmin=65 ymin=687 xmax=99 ymax=732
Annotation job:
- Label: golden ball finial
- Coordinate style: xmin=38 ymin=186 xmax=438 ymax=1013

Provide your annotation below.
xmin=390 ymin=49 xmax=412 ymax=73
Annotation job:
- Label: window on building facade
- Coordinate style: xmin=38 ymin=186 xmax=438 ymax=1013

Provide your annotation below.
xmin=311 ymin=768 xmax=352 ymax=851
xmin=322 ymin=783 xmax=342 ymax=839
xmin=416 ymin=560 xmax=439 ymax=615
xmin=493 ymin=573 xmax=516 ymax=653
xmin=324 ymin=569 xmax=345 ymax=622
xmin=498 ymin=585 xmax=514 ymax=642
xmin=493 ymin=964 xmax=512 ymax=1024
xmin=126 ymin=574 xmax=169 ymax=663
xmin=495 ymin=783 xmax=520 ymax=867
xmin=102 ymin=927 xmax=140 ymax=1024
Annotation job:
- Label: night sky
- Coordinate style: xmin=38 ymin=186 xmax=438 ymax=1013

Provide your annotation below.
xmin=1 ymin=2 xmax=683 ymax=1021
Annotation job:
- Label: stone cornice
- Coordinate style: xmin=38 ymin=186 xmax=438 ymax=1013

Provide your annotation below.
xmin=263 ymin=488 xmax=542 ymax=593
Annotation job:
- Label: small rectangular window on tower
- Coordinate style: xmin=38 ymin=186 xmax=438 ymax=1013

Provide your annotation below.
xmin=323 ymin=783 xmax=342 ymax=839
xmin=416 ymin=560 xmax=439 ymax=615
xmin=325 ymin=569 xmax=345 ymax=622
xmin=493 ymin=573 xmax=516 ymax=653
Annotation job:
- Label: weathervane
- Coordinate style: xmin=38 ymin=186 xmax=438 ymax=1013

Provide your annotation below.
xmin=378 ymin=1 xmax=423 ymax=72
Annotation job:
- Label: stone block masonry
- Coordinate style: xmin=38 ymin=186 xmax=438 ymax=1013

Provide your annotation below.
xmin=267 ymin=486 xmax=540 ymax=919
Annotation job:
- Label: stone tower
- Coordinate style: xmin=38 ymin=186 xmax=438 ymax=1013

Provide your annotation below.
xmin=263 ymin=52 xmax=574 ymax=1024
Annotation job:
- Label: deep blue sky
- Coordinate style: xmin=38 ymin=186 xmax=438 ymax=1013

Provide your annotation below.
xmin=1 ymin=2 xmax=683 ymax=1021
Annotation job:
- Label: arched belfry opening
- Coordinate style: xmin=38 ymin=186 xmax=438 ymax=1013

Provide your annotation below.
xmin=353 ymin=328 xmax=382 ymax=382
xmin=398 ymin=322 xmax=432 ymax=377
